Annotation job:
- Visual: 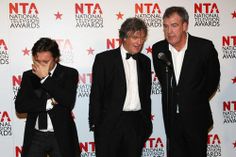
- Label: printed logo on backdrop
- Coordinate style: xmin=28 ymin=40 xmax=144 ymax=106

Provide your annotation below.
xmin=16 ymin=146 xmax=22 ymax=157
xmin=152 ymin=71 xmax=161 ymax=95
xmin=0 ymin=39 xmax=9 ymax=64
xmin=146 ymin=46 xmax=162 ymax=95
xmin=9 ymin=2 xmax=40 ymax=29
xmin=142 ymin=137 xmax=165 ymax=157
xmin=55 ymin=39 xmax=74 ymax=64
xmin=80 ymin=141 xmax=95 ymax=156
xmin=12 ymin=75 xmax=22 ymax=100
xmin=135 ymin=3 xmax=162 ymax=28
xmin=207 ymin=134 xmax=222 ymax=157
xmin=75 ymin=3 xmax=103 ymax=28
xmin=194 ymin=3 xmax=220 ymax=27
xmin=233 ymin=140 xmax=236 ymax=149
xmin=222 ymin=36 xmax=236 ymax=59
xmin=232 ymin=77 xmax=236 ymax=84
xmin=22 ymin=47 xmax=31 ymax=56
xmin=0 ymin=111 xmax=12 ymax=136
xmin=106 ymin=38 xmax=121 ymax=50
xmin=87 ymin=47 xmax=95 ymax=55
xmin=232 ymin=11 xmax=236 ymax=19
xmin=78 ymin=73 xmax=92 ymax=98
xmin=223 ymin=101 xmax=236 ymax=123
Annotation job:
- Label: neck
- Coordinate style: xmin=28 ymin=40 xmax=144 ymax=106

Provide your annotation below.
xmin=174 ymin=33 xmax=187 ymax=51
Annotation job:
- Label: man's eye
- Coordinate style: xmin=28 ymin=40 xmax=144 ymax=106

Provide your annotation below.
xmin=172 ymin=24 xmax=178 ymax=27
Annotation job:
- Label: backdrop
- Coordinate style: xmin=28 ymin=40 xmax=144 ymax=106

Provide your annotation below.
xmin=0 ymin=0 xmax=236 ymax=157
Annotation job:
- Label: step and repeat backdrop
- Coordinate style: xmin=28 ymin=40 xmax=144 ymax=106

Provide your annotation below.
xmin=0 ymin=0 xmax=236 ymax=157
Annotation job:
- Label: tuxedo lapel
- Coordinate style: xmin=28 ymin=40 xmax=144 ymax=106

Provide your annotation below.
xmin=115 ymin=48 xmax=127 ymax=93
xmin=51 ymin=64 xmax=64 ymax=81
xmin=136 ymin=54 xmax=143 ymax=92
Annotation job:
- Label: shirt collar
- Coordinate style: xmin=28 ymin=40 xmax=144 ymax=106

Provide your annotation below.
xmin=49 ymin=63 xmax=57 ymax=76
xmin=120 ymin=44 xmax=129 ymax=60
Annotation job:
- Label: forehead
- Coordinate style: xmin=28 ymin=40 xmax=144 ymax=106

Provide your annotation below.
xmin=163 ymin=13 xmax=182 ymax=23
xmin=128 ymin=29 xmax=146 ymax=37
xmin=34 ymin=51 xmax=53 ymax=58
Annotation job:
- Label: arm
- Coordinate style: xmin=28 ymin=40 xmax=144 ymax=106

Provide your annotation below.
xmin=206 ymin=42 xmax=221 ymax=99
xmin=41 ymin=68 xmax=79 ymax=111
xmin=146 ymin=59 xmax=152 ymax=118
xmin=15 ymin=72 xmax=46 ymax=113
xmin=89 ymin=54 xmax=104 ymax=131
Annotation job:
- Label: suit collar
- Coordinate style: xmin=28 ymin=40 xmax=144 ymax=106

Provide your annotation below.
xmin=115 ymin=47 xmax=127 ymax=90
xmin=114 ymin=47 xmax=145 ymax=100
xmin=117 ymin=46 xmax=145 ymax=98
xmin=167 ymin=34 xmax=194 ymax=87
xmin=50 ymin=63 xmax=64 ymax=81
xmin=49 ymin=63 xmax=57 ymax=76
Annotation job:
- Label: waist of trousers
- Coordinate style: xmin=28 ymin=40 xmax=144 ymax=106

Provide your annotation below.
xmin=34 ymin=129 xmax=55 ymax=136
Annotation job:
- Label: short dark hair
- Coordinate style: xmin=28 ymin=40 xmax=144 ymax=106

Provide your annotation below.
xmin=163 ymin=6 xmax=189 ymax=24
xmin=119 ymin=17 xmax=147 ymax=40
xmin=32 ymin=37 xmax=61 ymax=59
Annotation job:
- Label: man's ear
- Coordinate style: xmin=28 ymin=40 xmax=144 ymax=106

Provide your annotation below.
xmin=183 ymin=22 xmax=188 ymax=32
xmin=55 ymin=57 xmax=60 ymax=63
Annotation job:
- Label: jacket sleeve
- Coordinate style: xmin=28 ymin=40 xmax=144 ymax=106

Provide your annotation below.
xmin=89 ymin=54 xmax=105 ymax=130
xmin=146 ymin=58 xmax=152 ymax=118
xmin=152 ymin=44 xmax=164 ymax=86
xmin=15 ymin=72 xmax=46 ymax=113
xmin=41 ymin=68 xmax=79 ymax=111
xmin=205 ymin=41 xmax=221 ymax=99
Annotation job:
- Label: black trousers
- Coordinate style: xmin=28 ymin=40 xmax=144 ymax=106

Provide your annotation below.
xmin=95 ymin=111 xmax=146 ymax=157
xmin=169 ymin=114 xmax=208 ymax=157
xmin=26 ymin=130 xmax=63 ymax=157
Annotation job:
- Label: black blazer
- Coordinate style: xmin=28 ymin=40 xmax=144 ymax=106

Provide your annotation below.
xmin=152 ymin=34 xmax=220 ymax=137
xmin=15 ymin=64 xmax=81 ymax=157
xmin=89 ymin=47 xmax=152 ymax=139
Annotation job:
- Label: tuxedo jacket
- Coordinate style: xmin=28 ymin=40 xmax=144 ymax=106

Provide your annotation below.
xmin=15 ymin=64 xmax=81 ymax=157
xmin=152 ymin=34 xmax=220 ymax=137
xmin=89 ymin=47 xmax=153 ymax=139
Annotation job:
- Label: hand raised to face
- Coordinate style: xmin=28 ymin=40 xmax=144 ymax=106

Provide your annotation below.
xmin=32 ymin=51 xmax=56 ymax=79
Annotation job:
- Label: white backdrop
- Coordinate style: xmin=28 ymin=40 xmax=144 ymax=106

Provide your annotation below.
xmin=0 ymin=0 xmax=236 ymax=157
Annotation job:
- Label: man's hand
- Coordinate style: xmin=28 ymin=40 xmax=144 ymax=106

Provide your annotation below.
xmin=51 ymin=98 xmax=58 ymax=106
xmin=32 ymin=59 xmax=51 ymax=79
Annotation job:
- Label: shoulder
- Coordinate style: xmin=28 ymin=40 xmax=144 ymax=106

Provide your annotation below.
xmin=152 ymin=39 xmax=168 ymax=48
xmin=22 ymin=69 xmax=33 ymax=77
xmin=188 ymin=35 xmax=217 ymax=58
xmin=189 ymin=34 xmax=213 ymax=47
xmin=139 ymin=53 xmax=151 ymax=63
xmin=152 ymin=39 xmax=169 ymax=56
xmin=23 ymin=69 xmax=32 ymax=74
xmin=57 ymin=64 xmax=78 ymax=75
xmin=93 ymin=48 xmax=120 ymax=66
xmin=95 ymin=48 xmax=119 ymax=60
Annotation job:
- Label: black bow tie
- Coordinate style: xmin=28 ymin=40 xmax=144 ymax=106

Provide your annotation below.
xmin=126 ymin=53 xmax=138 ymax=60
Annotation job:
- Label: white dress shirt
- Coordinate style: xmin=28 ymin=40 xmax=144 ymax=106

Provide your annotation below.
xmin=169 ymin=34 xmax=188 ymax=113
xmin=169 ymin=33 xmax=189 ymax=84
xmin=120 ymin=45 xmax=141 ymax=111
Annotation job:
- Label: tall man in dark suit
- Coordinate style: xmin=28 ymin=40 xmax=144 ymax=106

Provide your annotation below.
xmin=152 ymin=7 xmax=220 ymax=157
xmin=15 ymin=38 xmax=81 ymax=157
xmin=89 ymin=17 xmax=153 ymax=157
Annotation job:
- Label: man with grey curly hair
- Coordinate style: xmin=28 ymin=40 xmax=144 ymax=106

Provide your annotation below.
xmin=89 ymin=17 xmax=153 ymax=157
